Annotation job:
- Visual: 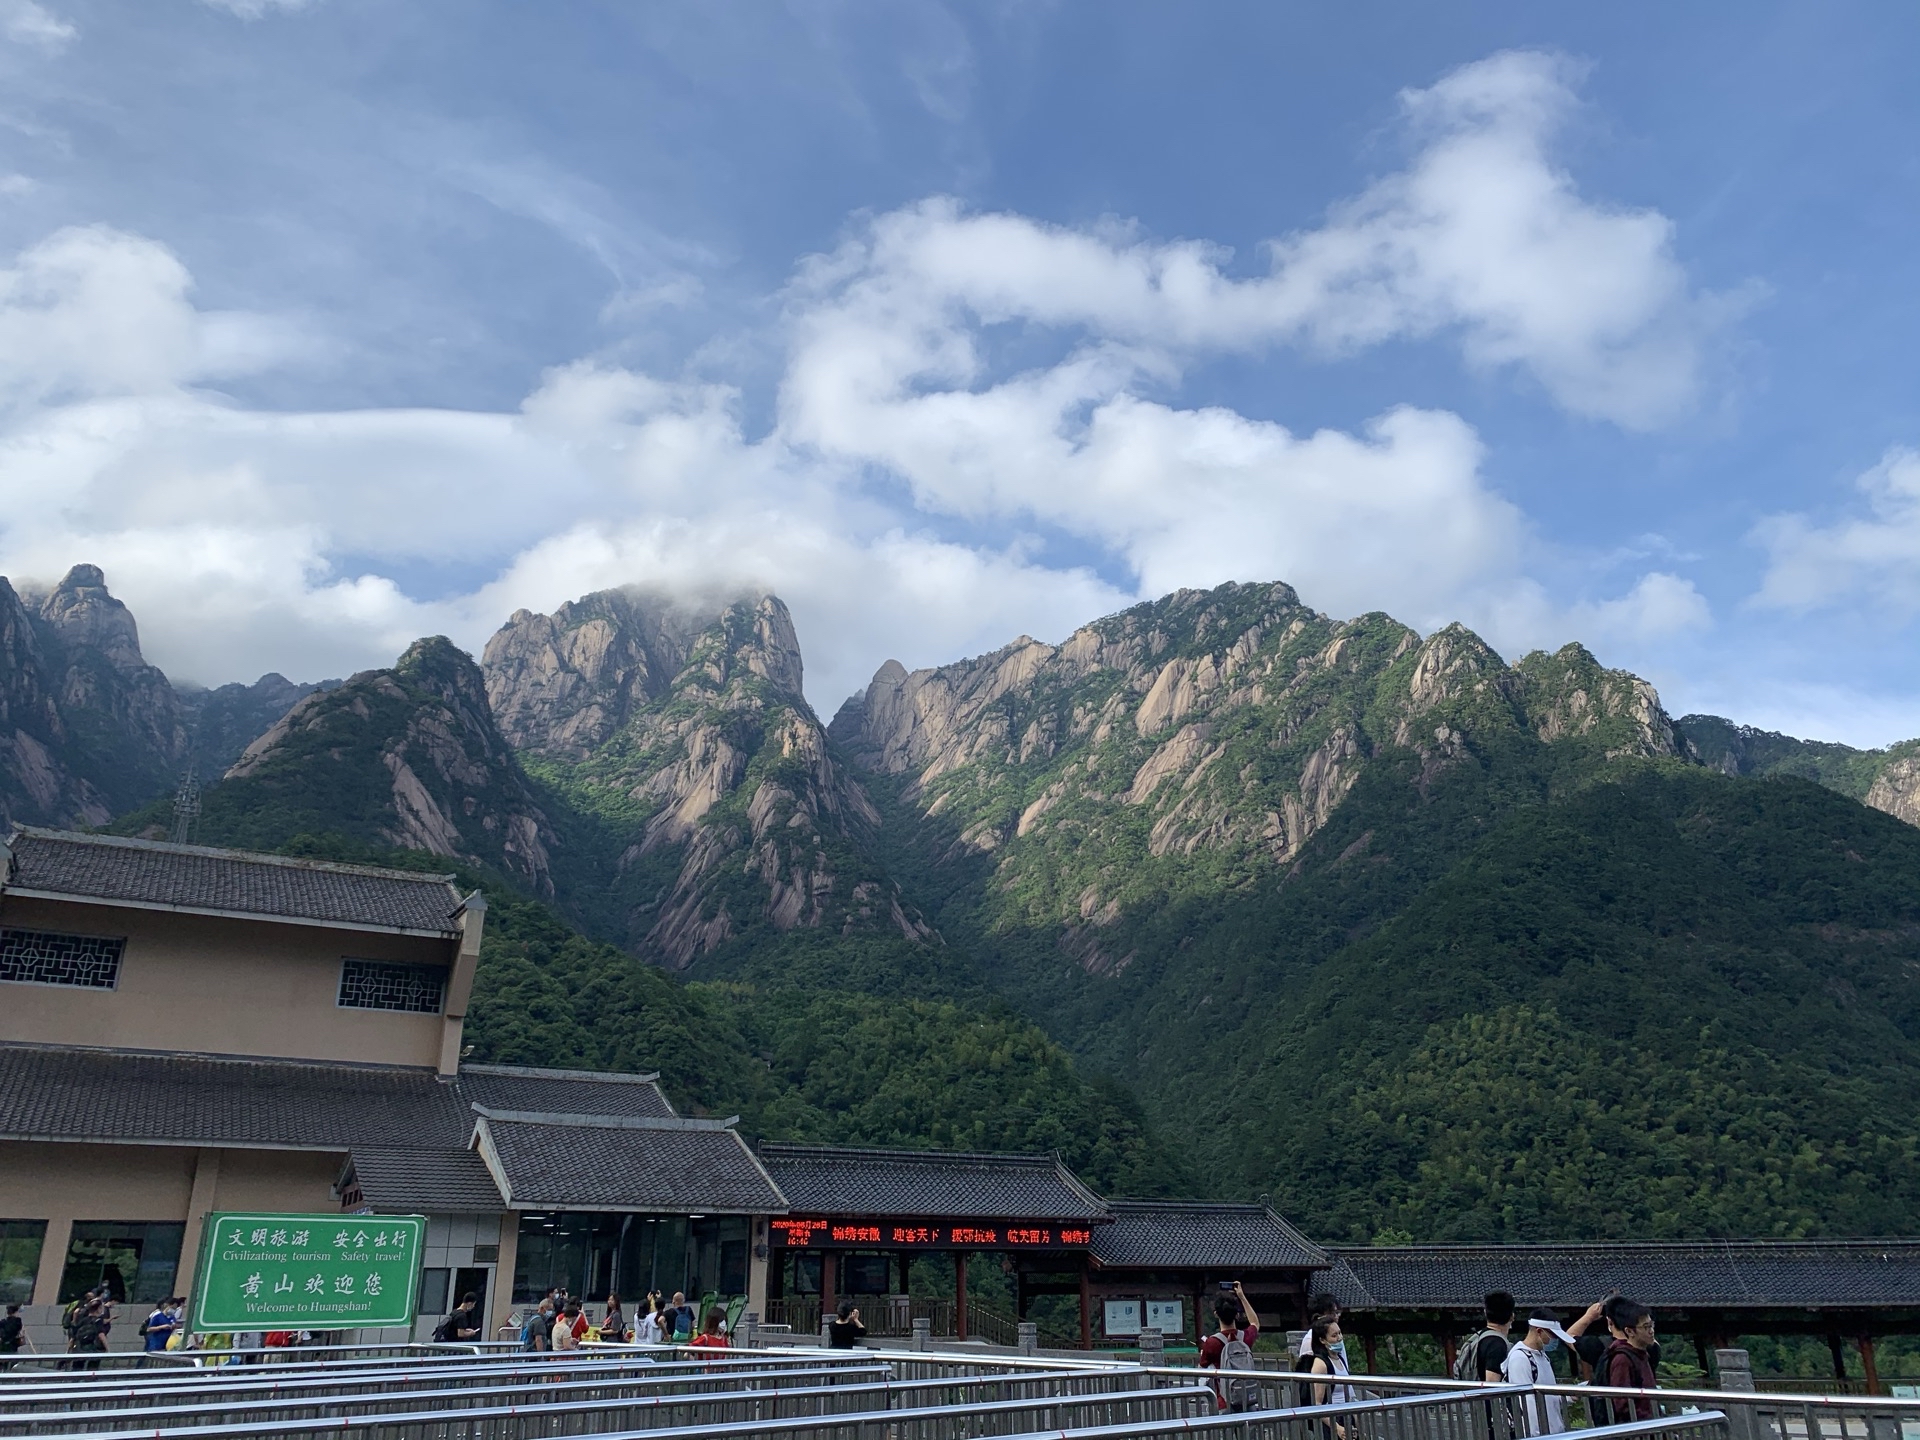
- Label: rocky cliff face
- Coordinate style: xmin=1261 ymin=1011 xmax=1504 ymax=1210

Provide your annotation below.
xmin=0 ymin=565 xmax=194 ymax=826
xmin=214 ymin=637 xmax=561 ymax=891
xmin=483 ymin=589 xmax=709 ymax=757
xmin=831 ymin=581 xmax=1681 ymax=970
xmin=485 ymin=591 xmax=913 ymax=967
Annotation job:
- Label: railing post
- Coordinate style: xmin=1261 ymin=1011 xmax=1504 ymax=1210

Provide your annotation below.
xmin=1138 ymin=1327 xmax=1164 ymax=1369
xmin=1018 ymin=1321 xmax=1038 ymax=1356
xmin=821 ymin=1314 xmax=834 ymax=1346
xmin=912 ymin=1317 xmax=931 ymax=1353
xmin=739 ymin=1311 xmax=758 ymax=1350
xmin=1716 ymin=1349 xmax=1756 ymax=1392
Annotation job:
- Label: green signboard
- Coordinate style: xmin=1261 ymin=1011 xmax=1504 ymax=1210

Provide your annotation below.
xmin=192 ymin=1212 xmax=424 ymax=1330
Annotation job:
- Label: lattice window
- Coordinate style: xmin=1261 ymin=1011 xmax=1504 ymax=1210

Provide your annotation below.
xmin=337 ymin=959 xmax=445 ymax=1014
xmin=0 ymin=928 xmax=124 ymax=989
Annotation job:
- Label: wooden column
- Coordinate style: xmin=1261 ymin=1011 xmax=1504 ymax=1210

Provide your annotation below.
xmin=1077 ymin=1258 xmax=1091 ymax=1350
xmin=955 ymin=1253 xmax=968 ymax=1342
xmin=1441 ymin=1333 xmax=1457 ymax=1375
xmin=1828 ymin=1333 xmax=1848 ymax=1379
xmin=1858 ymin=1337 xmax=1881 ymax=1395
xmin=821 ymin=1252 xmax=837 ymax=1319
xmin=1363 ymin=1334 xmax=1378 ymax=1373
xmin=898 ymin=1252 xmax=911 ymax=1297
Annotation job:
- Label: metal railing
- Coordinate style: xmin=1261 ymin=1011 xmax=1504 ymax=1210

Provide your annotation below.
xmin=0 ymin=1353 xmax=889 ymax=1413
xmin=0 ymin=1361 xmax=914 ymax=1432
xmin=14 ymin=1343 xmax=1916 ymax=1440
xmin=34 ymin=1380 xmax=1217 ymax=1440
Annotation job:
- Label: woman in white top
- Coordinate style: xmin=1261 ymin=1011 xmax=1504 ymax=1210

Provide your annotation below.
xmin=634 ymin=1297 xmax=665 ymax=1345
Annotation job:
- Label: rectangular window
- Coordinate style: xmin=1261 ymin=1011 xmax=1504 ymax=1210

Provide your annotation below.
xmin=57 ymin=1221 xmax=184 ymax=1304
xmin=418 ymin=1267 xmax=451 ymax=1316
xmin=337 ymin=959 xmax=445 ymax=1014
xmin=0 ymin=928 xmax=124 ymax=989
xmin=0 ymin=1220 xmax=47 ymax=1304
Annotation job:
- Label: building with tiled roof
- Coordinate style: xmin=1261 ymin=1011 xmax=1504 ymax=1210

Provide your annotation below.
xmin=1329 ymin=1241 xmax=1920 ymax=1364
xmin=758 ymin=1141 xmax=1108 ymax=1222
xmin=5 ymin=827 xmax=467 ymax=935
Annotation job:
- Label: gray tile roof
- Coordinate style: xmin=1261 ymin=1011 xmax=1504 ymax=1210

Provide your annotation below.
xmin=0 ymin=1043 xmax=472 ymax=1149
xmin=1091 ymin=1201 xmax=1328 ymax=1271
xmin=3 ymin=827 xmax=465 ymax=936
xmin=0 ymin=1044 xmax=718 ymax=1213
xmin=757 ymin=1142 xmax=1109 ymax=1221
xmin=476 ymin=1112 xmax=787 ymax=1214
xmin=348 ymin=1145 xmax=504 ymax=1212
xmin=458 ymin=1064 xmax=676 ymax=1119
xmin=1328 ymin=1242 xmax=1920 ymax=1313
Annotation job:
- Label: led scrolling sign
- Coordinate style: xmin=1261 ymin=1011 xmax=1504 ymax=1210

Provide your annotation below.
xmin=770 ymin=1217 xmax=1096 ymax=1249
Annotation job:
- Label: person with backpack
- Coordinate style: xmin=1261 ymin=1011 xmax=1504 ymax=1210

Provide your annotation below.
xmin=434 ymin=1292 xmax=481 ymax=1343
xmin=140 ymin=1297 xmax=179 ymax=1363
xmin=1454 ymin=1291 xmax=1515 ymax=1383
xmin=0 ymin=1304 xmax=30 ymax=1368
xmin=1594 ymin=1300 xmax=1659 ymax=1422
xmin=1292 ymin=1314 xmax=1355 ymax=1425
xmin=1503 ymin=1310 xmax=1579 ymax=1434
xmin=1198 ymin=1280 xmax=1261 ymax=1412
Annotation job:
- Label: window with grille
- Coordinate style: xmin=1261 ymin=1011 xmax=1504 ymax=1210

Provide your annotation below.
xmin=0 ymin=928 xmax=124 ymax=989
xmin=337 ymin=959 xmax=446 ymax=1014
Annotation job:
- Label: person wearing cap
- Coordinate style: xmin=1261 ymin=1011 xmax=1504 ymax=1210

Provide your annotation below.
xmin=1501 ymin=1310 xmax=1578 ymax=1434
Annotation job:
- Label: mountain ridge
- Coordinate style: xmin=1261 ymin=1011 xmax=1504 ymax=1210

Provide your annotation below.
xmin=18 ymin=562 xmax=1920 ymax=1243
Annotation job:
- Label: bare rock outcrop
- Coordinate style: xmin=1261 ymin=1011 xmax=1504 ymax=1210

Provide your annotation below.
xmin=483 ymin=589 xmax=709 ymax=757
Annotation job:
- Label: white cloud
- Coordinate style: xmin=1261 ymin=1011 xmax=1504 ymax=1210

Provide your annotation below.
xmin=1752 ymin=447 xmax=1920 ymax=614
xmin=782 ymin=51 xmax=1725 ymax=430
xmin=1 ymin=0 xmax=74 ymax=52
xmin=199 ymin=0 xmax=316 ymax=18
xmin=0 ymin=51 xmax=1718 ymax=707
xmin=1570 ymin=571 xmax=1713 ymax=645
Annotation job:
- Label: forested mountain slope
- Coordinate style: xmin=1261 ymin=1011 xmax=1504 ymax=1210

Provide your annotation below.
xmin=826 ymin=583 xmax=1920 ymax=1240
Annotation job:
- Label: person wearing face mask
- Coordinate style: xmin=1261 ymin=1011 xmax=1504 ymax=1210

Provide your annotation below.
xmin=1503 ymin=1310 xmax=1579 ymax=1434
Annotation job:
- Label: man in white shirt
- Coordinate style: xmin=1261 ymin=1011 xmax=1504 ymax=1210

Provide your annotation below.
xmin=1503 ymin=1309 xmax=1579 ymax=1435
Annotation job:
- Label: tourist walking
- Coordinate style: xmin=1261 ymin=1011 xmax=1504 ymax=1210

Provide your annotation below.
xmin=827 ymin=1299 xmax=867 ymax=1348
xmin=551 ymin=1300 xmax=583 ymax=1352
xmin=1293 ymin=1314 xmax=1355 ymax=1419
xmin=635 ymin=1294 xmax=666 ymax=1344
xmin=520 ymin=1298 xmax=551 ymax=1351
xmin=1455 ymin=1292 xmax=1514 ymax=1382
xmin=141 ymin=1297 xmax=179 ymax=1364
xmin=1199 ymin=1280 xmax=1261 ymax=1412
xmin=691 ymin=1307 xmax=730 ymax=1351
xmin=434 ymin=1291 xmax=481 ymax=1342
xmin=0 ymin=1304 xmax=28 ymax=1368
xmin=667 ymin=1291 xmax=696 ymax=1342
xmin=1503 ymin=1310 xmax=1579 ymax=1434
xmin=602 ymin=1293 xmax=628 ymax=1342
xmin=1595 ymin=1300 xmax=1659 ymax=1422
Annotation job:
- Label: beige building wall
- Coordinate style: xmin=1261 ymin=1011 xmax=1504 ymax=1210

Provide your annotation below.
xmin=0 ymin=896 xmax=454 ymax=1068
xmin=0 ymin=1139 xmax=350 ymax=1350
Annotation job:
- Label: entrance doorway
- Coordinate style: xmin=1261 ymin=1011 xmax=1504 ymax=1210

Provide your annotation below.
xmin=453 ymin=1267 xmax=489 ymax=1329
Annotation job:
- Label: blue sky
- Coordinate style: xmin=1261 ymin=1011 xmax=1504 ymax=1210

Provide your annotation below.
xmin=0 ymin=1 xmax=1916 ymax=743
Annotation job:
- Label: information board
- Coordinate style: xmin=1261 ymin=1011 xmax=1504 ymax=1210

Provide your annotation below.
xmin=192 ymin=1212 xmax=423 ymax=1330
xmin=769 ymin=1217 xmax=1096 ymax=1249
